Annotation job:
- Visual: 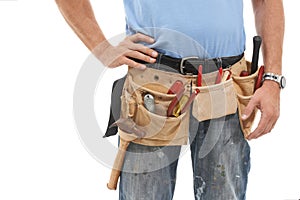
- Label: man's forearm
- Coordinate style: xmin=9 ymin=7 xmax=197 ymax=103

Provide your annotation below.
xmin=252 ymin=0 xmax=285 ymax=74
xmin=55 ymin=0 xmax=107 ymax=51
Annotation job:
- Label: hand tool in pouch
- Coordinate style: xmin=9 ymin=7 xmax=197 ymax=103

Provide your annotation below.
xmin=221 ymin=70 xmax=231 ymax=82
xmin=172 ymin=95 xmax=189 ymax=117
xmin=254 ymin=65 xmax=265 ymax=91
xmin=240 ymin=70 xmax=249 ymax=77
xmin=167 ymin=80 xmax=184 ymax=94
xmin=215 ymin=67 xmax=223 ymax=84
xmin=107 ymin=117 xmax=146 ymax=190
xmin=109 ymin=118 xmax=146 ymax=138
xmin=197 ymin=65 xmax=203 ymax=86
xmin=143 ymin=93 xmax=155 ymax=113
xmin=167 ymin=80 xmax=185 ymax=117
xmin=180 ymin=89 xmax=200 ymax=114
xmin=240 ymin=35 xmax=262 ymax=76
xmin=107 ymin=137 xmax=130 ymax=190
xmin=251 ymin=36 xmax=262 ymax=74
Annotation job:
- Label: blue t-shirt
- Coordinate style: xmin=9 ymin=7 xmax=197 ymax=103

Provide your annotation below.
xmin=123 ymin=0 xmax=245 ymax=58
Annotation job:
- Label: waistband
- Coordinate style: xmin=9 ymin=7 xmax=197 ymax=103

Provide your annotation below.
xmin=147 ymin=53 xmax=244 ymax=75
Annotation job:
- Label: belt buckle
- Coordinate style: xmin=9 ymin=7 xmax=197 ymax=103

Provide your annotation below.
xmin=180 ymin=57 xmax=199 ymax=74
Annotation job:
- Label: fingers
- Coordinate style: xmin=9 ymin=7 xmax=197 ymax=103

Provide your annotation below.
xmin=244 ymin=89 xmax=280 ymax=140
xmin=124 ymin=33 xmax=158 ymax=58
xmin=246 ymin=114 xmax=269 ymax=140
xmin=128 ymin=32 xmax=155 ymax=44
xmin=112 ymin=49 xmax=156 ymax=70
xmin=118 ymin=56 xmax=147 ymax=70
xmin=247 ymin=109 xmax=278 ymax=140
xmin=129 ymin=43 xmax=158 ymax=59
xmin=241 ymin=97 xmax=258 ymax=121
xmin=107 ymin=33 xmax=158 ymax=69
xmin=241 ymin=97 xmax=263 ymax=139
xmin=125 ymin=49 xmax=157 ymax=63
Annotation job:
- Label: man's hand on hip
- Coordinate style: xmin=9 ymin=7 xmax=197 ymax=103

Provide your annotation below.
xmin=94 ymin=33 xmax=158 ymax=70
xmin=242 ymin=81 xmax=281 ymax=140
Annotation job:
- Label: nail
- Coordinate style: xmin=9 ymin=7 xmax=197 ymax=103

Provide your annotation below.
xmin=139 ymin=65 xmax=147 ymax=70
xmin=150 ymin=57 xmax=156 ymax=63
xmin=241 ymin=114 xmax=247 ymax=120
xmin=150 ymin=38 xmax=155 ymax=43
xmin=152 ymin=51 xmax=158 ymax=57
xmin=246 ymin=135 xmax=252 ymax=140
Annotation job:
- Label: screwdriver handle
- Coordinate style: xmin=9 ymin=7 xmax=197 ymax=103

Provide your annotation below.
xmin=251 ymin=36 xmax=262 ymax=74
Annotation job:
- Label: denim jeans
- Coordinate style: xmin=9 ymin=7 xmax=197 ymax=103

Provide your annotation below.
xmin=119 ymin=112 xmax=250 ymax=200
xmin=119 ymin=62 xmax=251 ymax=200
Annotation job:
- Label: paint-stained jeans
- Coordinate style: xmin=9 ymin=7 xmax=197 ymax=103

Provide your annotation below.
xmin=119 ymin=112 xmax=251 ymax=200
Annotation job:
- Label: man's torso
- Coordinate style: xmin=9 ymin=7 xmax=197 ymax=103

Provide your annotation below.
xmin=123 ymin=0 xmax=245 ymax=58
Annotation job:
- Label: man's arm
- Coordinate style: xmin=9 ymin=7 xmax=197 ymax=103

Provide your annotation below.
xmin=55 ymin=0 xmax=105 ymax=51
xmin=252 ymin=0 xmax=284 ymax=74
xmin=55 ymin=0 xmax=158 ymax=69
xmin=243 ymin=0 xmax=285 ymax=139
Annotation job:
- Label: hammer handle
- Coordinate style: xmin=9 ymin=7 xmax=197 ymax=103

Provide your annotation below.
xmin=251 ymin=36 xmax=262 ymax=74
xmin=107 ymin=138 xmax=130 ymax=190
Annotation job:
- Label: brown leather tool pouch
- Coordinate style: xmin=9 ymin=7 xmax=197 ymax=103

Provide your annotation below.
xmin=231 ymin=59 xmax=261 ymax=138
xmin=191 ymin=57 xmax=261 ymax=139
xmin=191 ymin=70 xmax=238 ymax=122
xmin=119 ymin=67 xmax=191 ymax=146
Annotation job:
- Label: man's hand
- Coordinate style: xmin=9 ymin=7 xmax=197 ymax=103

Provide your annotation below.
xmin=249 ymin=0 xmax=284 ymax=139
xmin=94 ymin=33 xmax=158 ymax=70
xmin=242 ymin=81 xmax=281 ymax=140
xmin=55 ymin=1 xmax=158 ymax=70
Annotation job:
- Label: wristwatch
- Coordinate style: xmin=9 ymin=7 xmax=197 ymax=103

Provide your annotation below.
xmin=262 ymin=72 xmax=286 ymax=89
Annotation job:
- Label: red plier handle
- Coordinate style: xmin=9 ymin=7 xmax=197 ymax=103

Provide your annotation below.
xmin=197 ymin=65 xmax=202 ymax=87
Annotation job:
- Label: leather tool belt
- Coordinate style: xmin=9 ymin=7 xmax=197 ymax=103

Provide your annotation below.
xmin=106 ymin=54 xmax=263 ymax=190
xmin=118 ymin=56 xmax=256 ymax=146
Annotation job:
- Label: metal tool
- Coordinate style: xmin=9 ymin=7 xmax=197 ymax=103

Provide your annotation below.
xmin=109 ymin=118 xmax=146 ymax=138
xmin=251 ymin=36 xmax=262 ymax=74
xmin=143 ymin=93 xmax=155 ymax=113
xmin=172 ymin=95 xmax=189 ymax=117
xmin=107 ymin=117 xmax=147 ymax=190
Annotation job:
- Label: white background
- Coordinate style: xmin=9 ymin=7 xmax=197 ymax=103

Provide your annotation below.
xmin=0 ymin=0 xmax=299 ymax=199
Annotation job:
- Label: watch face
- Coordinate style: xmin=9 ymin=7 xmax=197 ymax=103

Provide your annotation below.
xmin=280 ymin=76 xmax=286 ymax=88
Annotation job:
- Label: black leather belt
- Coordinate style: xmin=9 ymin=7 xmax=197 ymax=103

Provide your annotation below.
xmin=156 ymin=53 xmax=244 ymax=75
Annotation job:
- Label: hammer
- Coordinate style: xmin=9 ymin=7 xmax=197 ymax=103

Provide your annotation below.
xmin=251 ymin=36 xmax=262 ymax=74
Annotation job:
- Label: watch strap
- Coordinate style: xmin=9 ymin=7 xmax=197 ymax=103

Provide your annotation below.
xmin=262 ymin=72 xmax=285 ymax=89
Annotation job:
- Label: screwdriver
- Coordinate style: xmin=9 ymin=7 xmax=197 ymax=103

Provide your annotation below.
xmin=180 ymin=89 xmax=200 ymax=114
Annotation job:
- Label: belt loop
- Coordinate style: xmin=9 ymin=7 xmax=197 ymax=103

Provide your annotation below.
xmin=204 ymin=58 xmax=207 ymax=68
xmin=154 ymin=53 xmax=163 ymax=70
